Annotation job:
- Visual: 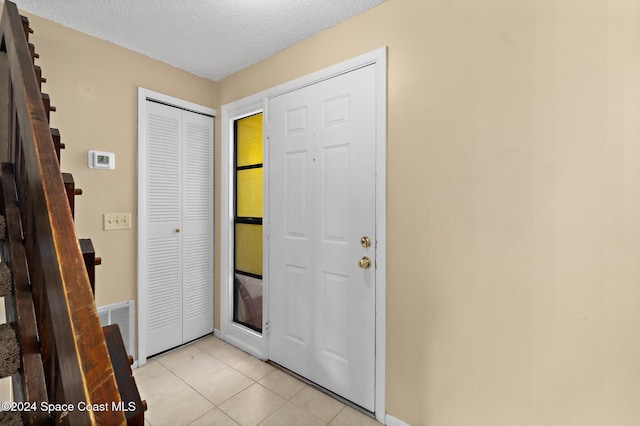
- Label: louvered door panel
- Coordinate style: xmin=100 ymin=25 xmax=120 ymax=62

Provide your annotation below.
xmin=182 ymin=112 xmax=214 ymax=342
xmin=145 ymin=102 xmax=183 ymax=355
xmin=148 ymin=113 xmax=180 ymax=223
xmin=184 ymin=120 xmax=213 ymax=222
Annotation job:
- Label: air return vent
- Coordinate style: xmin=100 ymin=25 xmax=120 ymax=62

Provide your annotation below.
xmin=98 ymin=300 xmax=134 ymax=357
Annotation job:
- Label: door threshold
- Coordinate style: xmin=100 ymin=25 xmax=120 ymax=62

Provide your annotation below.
xmin=146 ymin=334 xmax=211 ymax=360
xmin=267 ymin=361 xmax=375 ymax=419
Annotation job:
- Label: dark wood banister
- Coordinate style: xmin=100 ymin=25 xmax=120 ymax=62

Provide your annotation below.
xmin=0 ymin=1 xmax=126 ymax=424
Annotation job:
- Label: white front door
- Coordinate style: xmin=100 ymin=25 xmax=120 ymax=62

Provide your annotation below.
xmin=268 ymin=64 xmax=377 ymax=411
xmin=143 ymin=100 xmax=214 ymax=357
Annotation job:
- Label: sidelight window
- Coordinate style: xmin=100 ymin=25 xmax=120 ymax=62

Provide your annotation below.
xmin=233 ymin=113 xmax=263 ymax=332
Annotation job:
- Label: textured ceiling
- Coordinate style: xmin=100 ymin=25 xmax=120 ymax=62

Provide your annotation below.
xmin=13 ymin=0 xmax=386 ymax=81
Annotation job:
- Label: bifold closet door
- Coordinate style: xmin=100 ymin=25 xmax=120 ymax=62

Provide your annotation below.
xmin=144 ymin=100 xmax=213 ymax=356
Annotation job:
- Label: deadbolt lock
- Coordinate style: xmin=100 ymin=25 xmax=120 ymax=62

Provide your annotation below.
xmin=361 ymin=236 xmax=372 ymax=248
xmin=358 ymin=257 xmax=372 ymax=269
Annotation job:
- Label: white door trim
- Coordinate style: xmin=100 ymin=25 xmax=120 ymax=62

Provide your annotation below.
xmin=137 ymin=87 xmax=216 ymax=366
xmin=220 ymin=47 xmax=386 ymax=421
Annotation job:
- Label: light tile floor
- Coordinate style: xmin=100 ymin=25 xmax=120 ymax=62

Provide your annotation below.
xmin=134 ymin=335 xmax=381 ymax=426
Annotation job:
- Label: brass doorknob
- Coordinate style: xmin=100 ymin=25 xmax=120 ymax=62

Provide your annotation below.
xmin=176 ymin=228 xmax=181 ymax=233
xmin=358 ymin=257 xmax=372 ymax=269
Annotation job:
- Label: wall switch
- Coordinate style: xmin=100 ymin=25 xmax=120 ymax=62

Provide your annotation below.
xmin=104 ymin=213 xmax=131 ymax=230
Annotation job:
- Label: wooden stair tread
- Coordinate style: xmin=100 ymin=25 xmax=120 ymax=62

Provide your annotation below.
xmin=103 ymin=325 xmax=146 ymax=426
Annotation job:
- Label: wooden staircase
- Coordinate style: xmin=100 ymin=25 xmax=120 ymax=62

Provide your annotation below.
xmin=0 ymin=1 xmax=145 ymax=424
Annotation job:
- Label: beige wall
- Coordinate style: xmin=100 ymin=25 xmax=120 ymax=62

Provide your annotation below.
xmin=15 ymin=0 xmax=640 ymax=424
xmin=218 ymin=0 xmax=640 ymax=424
xmin=21 ymin=12 xmax=217 ymax=310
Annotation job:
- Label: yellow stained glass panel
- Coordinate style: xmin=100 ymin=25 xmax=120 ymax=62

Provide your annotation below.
xmin=237 ymin=114 xmax=263 ymax=167
xmin=237 ymin=168 xmax=262 ymax=218
xmin=235 ymin=223 xmax=263 ymax=276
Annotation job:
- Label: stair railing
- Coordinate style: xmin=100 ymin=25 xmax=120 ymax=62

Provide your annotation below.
xmin=0 ymin=1 xmax=126 ymax=424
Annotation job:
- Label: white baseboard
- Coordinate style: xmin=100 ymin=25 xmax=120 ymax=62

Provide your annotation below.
xmin=386 ymin=413 xmax=411 ymax=426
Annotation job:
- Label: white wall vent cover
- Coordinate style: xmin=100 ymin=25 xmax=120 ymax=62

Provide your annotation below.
xmin=98 ymin=300 xmax=134 ymax=357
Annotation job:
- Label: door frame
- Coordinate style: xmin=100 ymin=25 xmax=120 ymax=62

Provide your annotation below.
xmin=137 ymin=87 xmax=217 ymax=366
xmin=220 ymin=102 xmax=269 ymax=359
xmin=220 ymin=47 xmax=387 ymax=421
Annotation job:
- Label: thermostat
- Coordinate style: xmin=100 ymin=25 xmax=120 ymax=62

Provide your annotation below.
xmin=88 ymin=150 xmax=115 ymax=170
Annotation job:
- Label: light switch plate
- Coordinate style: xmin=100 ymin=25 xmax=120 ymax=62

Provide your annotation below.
xmin=104 ymin=213 xmax=131 ymax=230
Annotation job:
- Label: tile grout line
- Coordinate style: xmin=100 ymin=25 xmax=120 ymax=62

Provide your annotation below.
xmin=141 ymin=336 xmax=376 ymax=426
xmin=168 ymin=348 xmax=271 ymax=425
